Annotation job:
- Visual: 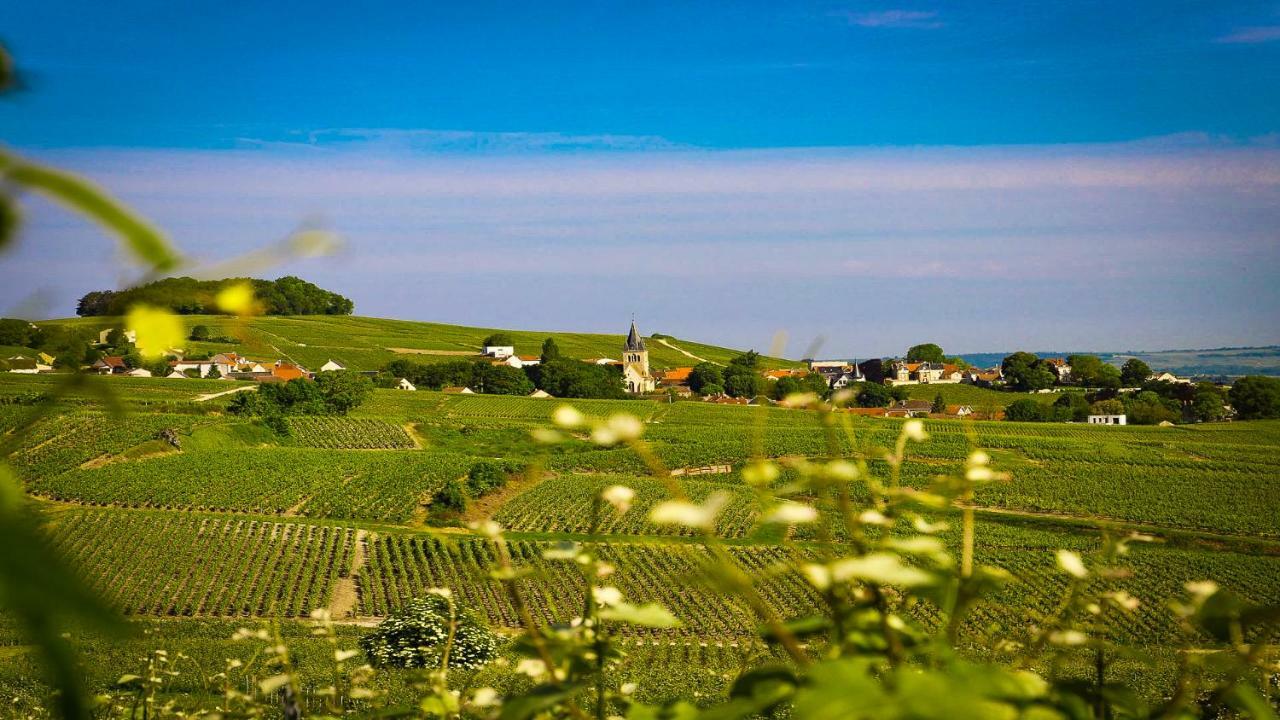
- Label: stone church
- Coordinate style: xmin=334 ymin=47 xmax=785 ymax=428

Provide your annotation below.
xmin=621 ymin=321 xmax=656 ymax=394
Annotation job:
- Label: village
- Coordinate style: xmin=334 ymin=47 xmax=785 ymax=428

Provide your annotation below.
xmin=3 ymin=318 xmax=1233 ymax=427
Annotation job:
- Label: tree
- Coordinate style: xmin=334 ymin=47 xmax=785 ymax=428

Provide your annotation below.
xmin=1004 ymin=399 xmax=1045 ymax=422
xmin=688 ymin=363 xmax=723 ymax=394
xmin=205 ymin=364 xmax=221 ymax=379
xmin=474 ymin=364 xmax=534 ymax=396
xmin=854 ymin=382 xmax=895 ymax=408
xmin=728 ymin=350 xmax=760 ymax=370
xmin=75 ymin=276 xmax=352 ymax=316
xmin=1120 ymin=358 xmax=1152 ymax=387
xmin=1001 ymin=352 xmax=1055 ymax=392
xmin=931 ymin=393 xmax=946 ymax=414
xmin=315 ymin=370 xmax=374 ymax=414
xmin=1066 ymin=355 xmax=1118 ymax=389
xmin=1090 ymin=398 xmax=1125 ymax=416
xmin=189 ymin=324 xmax=211 ymax=341
xmin=723 ymin=367 xmax=762 ymax=398
xmin=104 ymin=328 xmax=126 ymax=348
xmin=359 ymin=595 xmax=499 ymax=669
xmin=1190 ymin=383 xmax=1227 ymax=423
xmin=482 ymin=333 xmax=514 ymax=348
xmin=700 ymin=382 xmax=724 ymax=396
xmin=906 ymin=344 xmax=945 ymax=364
xmin=1125 ymin=391 xmax=1179 ymax=425
xmin=1227 ymin=376 xmax=1280 ymax=420
xmin=539 ymin=338 xmax=561 ymax=364
xmin=0 ymin=318 xmax=33 ymax=347
xmin=1053 ymin=392 xmax=1091 ymax=422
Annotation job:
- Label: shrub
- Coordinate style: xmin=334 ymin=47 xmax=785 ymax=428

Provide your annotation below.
xmin=359 ymin=594 xmax=499 ymax=669
xmin=432 ymin=477 xmax=469 ymax=513
xmin=466 ymin=460 xmax=513 ymax=497
xmin=1004 ymin=398 xmax=1045 ymax=422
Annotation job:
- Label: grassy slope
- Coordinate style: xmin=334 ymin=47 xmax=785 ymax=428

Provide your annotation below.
xmin=39 ymin=315 xmax=801 ymax=371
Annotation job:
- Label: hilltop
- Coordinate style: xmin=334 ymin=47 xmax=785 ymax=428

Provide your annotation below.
xmin=36 ymin=314 xmax=802 ymax=372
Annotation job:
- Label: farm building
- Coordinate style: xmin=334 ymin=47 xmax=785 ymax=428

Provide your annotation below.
xmin=396 ymin=378 xmax=416 ymax=391
xmin=319 ymin=359 xmax=346 ymax=372
xmin=124 ymin=368 xmax=153 ymax=378
xmin=529 ymin=389 xmax=553 ymax=398
xmin=1088 ymin=414 xmax=1127 ymax=426
xmin=483 ymin=344 xmax=515 ymax=359
xmin=442 ymin=386 xmax=475 ymax=394
xmin=91 ymin=356 xmax=128 ymax=375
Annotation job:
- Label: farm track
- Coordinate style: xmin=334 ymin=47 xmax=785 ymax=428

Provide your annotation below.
xmin=194 ymin=385 xmax=255 ymax=402
xmin=654 ymin=338 xmax=716 ymax=365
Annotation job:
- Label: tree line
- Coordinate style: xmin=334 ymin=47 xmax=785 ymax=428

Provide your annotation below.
xmin=75 ymin=276 xmax=354 ymax=316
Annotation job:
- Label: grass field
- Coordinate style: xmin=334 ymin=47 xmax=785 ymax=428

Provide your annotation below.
xmin=1 ymin=368 xmax=1278 ymax=710
xmin=35 ymin=314 xmax=802 ymax=371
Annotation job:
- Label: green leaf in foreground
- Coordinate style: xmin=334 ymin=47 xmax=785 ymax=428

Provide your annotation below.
xmin=2 ymin=158 xmax=179 ymax=271
xmin=597 ymin=601 xmax=682 ymax=628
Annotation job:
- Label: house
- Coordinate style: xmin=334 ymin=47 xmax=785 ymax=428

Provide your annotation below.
xmin=808 ymin=360 xmax=849 ymax=373
xmin=91 ymin=356 xmax=128 ymax=375
xmin=396 ymin=378 xmax=416 ymax=391
xmin=1088 ymin=414 xmax=1127 ymax=426
xmin=170 ymin=358 xmax=217 ymax=377
xmin=888 ymin=361 xmax=954 ymax=385
xmin=271 ymin=361 xmax=309 ymax=382
xmin=483 ymin=345 xmax=515 ymax=359
xmin=165 ymin=370 xmax=186 ymax=379
xmin=97 ymin=328 xmax=137 ymax=345
xmin=829 ymin=364 xmax=866 ymax=390
xmin=319 ymin=359 xmax=346 ymax=372
xmin=764 ymin=368 xmax=808 ymax=381
xmin=494 ymin=355 xmax=541 ymax=369
xmin=657 ymin=367 xmax=694 ymax=386
xmin=125 ymin=368 xmax=153 ymax=378
xmin=442 ymin=386 xmax=475 ymax=394
xmin=529 ymin=389 xmax=553 ymax=399
xmin=885 ymin=399 xmax=934 ymax=417
xmin=582 ymin=357 xmax=620 ymax=365
xmin=703 ymin=393 xmax=750 ymax=405
xmin=1149 ymin=371 xmax=1191 ymax=385
xmin=1043 ymin=358 xmax=1072 ymax=382
xmin=621 ymin=321 xmax=657 ymax=394
xmin=6 ymin=356 xmax=40 ymax=374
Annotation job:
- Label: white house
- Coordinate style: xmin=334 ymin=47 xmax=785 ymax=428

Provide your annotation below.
xmin=1150 ymin=371 xmax=1192 ymax=385
xmin=495 ymin=355 xmax=541 ymax=369
xmin=582 ymin=357 xmax=620 ymax=365
xmin=396 ymin=378 xmax=416 ymax=391
xmin=529 ymin=389 xmax=553 ymax=399
xmin=125 ymin=368 xmax=153 ymax=378
xmin=483 ymin=345 xmax=515 ymax=359
xmin=97 ymin=328 xmax=137 ymax=345
xmin=1088 ymin=414 xmax=1127 ymax=426
xmin=165 ymin=370 xmax=187 ymax=379
xmin=319 ymin=359 xmax=346 ymax=372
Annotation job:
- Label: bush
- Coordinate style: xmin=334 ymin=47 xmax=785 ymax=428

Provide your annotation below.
xmin=466 ymin=460 xmax=513 ymax=497
xmin=432 ymin=477 xmax=469 ymax=513
xmin=359 ymin=594 xmax=499 ymax=669
xmin=1004 ymin=398 xmax=1045 ymax=422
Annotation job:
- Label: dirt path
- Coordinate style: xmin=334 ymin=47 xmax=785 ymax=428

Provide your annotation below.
xmin=386 ymin=347 xmax=477 ymax=356
xmin=461 ymin=471 xmax=551 ymax=523
xmin=654 ymin=338 xmax=717 ymax=365
xmin=194 ymin=385 xmax=256 ymax=402
xmin=328 ymin=529 xmax=368 ymax=619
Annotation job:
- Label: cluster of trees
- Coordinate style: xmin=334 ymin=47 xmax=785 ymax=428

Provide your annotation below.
xmin=1005 ymin=380 xmax=1232 ymax=425
xmin=999 ymin=352 xmax=1153 ymax=392
xmin=1228 ymin=376 xmax=1280 ymax=420
xmin=0 ymin=319 xmax=112 ymax=370
xmin=905 ymin=343 xmax=969 ymax=369
xmin=75 ymin=276 xmax=354 ymax=316
xmin=685 ymin=352 xmax=765 ymax=398
xmin=378 ymin=338 xmax=628 ymax=400
xmin=229 ymin=371 xmax=372 ymax=431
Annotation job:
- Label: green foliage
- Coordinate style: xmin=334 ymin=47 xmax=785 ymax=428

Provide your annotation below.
xmin=432 ymin=476 xmax=469 ymax=513
xmin=905 ymin=343 xmax=945 ymax=363
xmin=688 ymin=362 xmax=723 ymax=394
xmin=1228 ymin=375 xmax=1280 ymax=420
xmin=931 ymin=393 xmax=946 ymax=413
xmin=188 ymin=324 xmax=210 ymax=341
xmin=232 ymin=373 xmax=372 ymax=417
xmin=0 ymin=318 xmax=35 ymax=347
xmin=1004 ymin=398 xmax=1046 ymax=422
xmin=1191 ymin=383 xmax=1227 ymax=422
xmin=359 ymin=594 xmax=499 ymax=669
xmin=482 ymin=332 xmax=515 ymax=348
xmin=854 ymin=382 xmax=904 ymax=408
xmin=75 ymin=276 xmax=353 ymax=317
xmin=1068 ymin=354 xmax=1121 ymax=389
xmin=314 ymin=370 xmax=374 ymax=414
xmin=466 ymin=460 xmax=515 ymax=497
xmin=771 ymin=373 xmax=829 ymax=400
xmin=473 ymin=363 xmax=535 ymax=396
xmin=1053 ymin=392 xmax=1091 ymax=422
xmin=1090 ymin=398 xmax=1125 ymax=415
xmin=1001 ymin=351 xmax=1056 ymax=392
xmin=540 ymin=337 xmax=561 ymax=363
xmin=1120 ymin=358 xmax=1153 ymax=387
xmin=530 ymin=359 xmax=628 ymax=399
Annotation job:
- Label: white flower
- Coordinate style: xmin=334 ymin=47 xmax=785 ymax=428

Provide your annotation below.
xmin=1184 ymin=580 xmax=1219 ymax=600
xmin=531 ymin=427 xmax=564 ymax=444
xmin=426 ymin=587 xmax=453 ymax=599
xmin=602 ymin=485 xmax=635 ymax=514
xmin=515 ymin=659 xmax=549 ymax=678
xmin=1056 ymin=550 xmax=1088 ymax=579
xmin=801 ymin=563 xmax=832 ymax=590
xmin=1048 ymin=630 xmax=1088 ymax=646
xmin=552 ymin=406 xmax=585 ymax=428
xmin=967 ymin=450 xmax=990 ymax=467
xmin=859 ymin=510 xmax=890 ymax=526
xmin=590 ymin=426 xmax=620 ymax=446
xmin=824 ymin=460 xmax=859 ymax=481
xmin=471 ymin=688 xmax=500 ymax=707
xmin=620 ymin=683 xmax=638 ymax=696
xmin=902 ymin=420 xmax=929 ymax=442
xmin=649 ymin=494 xmax=728 ymax=530
xmin=762 ymin=502 xmax=818 ymax=524
xmin=1104 ymin=591 xmax=1141 ymax=611
xmin=592 ymin=586 xmax=623 ymax=607
xmin=468 ymin=520 xmax=503 ymax=539
xmin=830 ymin=553 xmax=934 ymax=587
xmin=606 ymin=414 xmax=644 ymax=441
xmin=595 ymin=562 xmax=616 ymax=578
xmin=741 ymin=461 xmax=780 ymax=486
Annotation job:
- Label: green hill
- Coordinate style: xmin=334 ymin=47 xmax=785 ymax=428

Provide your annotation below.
xmin=38 ymin=315 xmax=801 ymax=371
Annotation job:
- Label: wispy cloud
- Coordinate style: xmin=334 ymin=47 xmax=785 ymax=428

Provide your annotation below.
xmin=838 ymin=9 xmax=943 ymax=29
xmin=1215 ymin=25 xmax=1280 ymax=44
xmin=236 ymin=128 xmax=686 ymax=154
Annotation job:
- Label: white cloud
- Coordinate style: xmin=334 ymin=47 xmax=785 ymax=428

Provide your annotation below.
xmin=1215 ymin=26 xmax=1280 ymax=44
xmin=839 ymin=10 xmax=943 ymax=29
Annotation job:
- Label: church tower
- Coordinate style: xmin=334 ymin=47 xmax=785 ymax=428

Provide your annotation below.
xmin=622 ymin=320 xmax=655 ymax=393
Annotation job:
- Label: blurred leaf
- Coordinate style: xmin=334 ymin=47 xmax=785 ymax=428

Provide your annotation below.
xmin=0 ymin=464 xmax=126 ymax=720
xmin=498 ymin=682 xmax=582 ymax=720
xmin=3 ymin=160 xmax=179 ymax=271
xmin=1224 ymin=684 xmax=1279 ymax=720
xmin=125 ymin=304 xmax=184 ymax=358
xmin=598 ymin=601 xmax=682 ymax=628
xmin=0 ymin=194 xmax=18 ymax=251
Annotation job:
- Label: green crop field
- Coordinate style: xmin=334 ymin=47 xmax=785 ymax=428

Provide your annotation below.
xmin=1 ymin=362 xmax=1278 ymax=712
xmin=35 ymin=314 xmax=801 ymax=371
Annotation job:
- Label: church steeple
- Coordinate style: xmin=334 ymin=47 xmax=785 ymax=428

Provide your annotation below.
xmin=624 ymin=321 xmax=646 ymax=352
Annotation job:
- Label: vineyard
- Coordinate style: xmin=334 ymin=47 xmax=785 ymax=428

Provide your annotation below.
xmin=286 ymin=417 xmax=415 ymax=449
xmin=2 ymin=370 xmax=1279 ymax=710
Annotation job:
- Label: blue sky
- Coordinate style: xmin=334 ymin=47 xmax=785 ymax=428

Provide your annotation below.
xmin=2 ymin=2 xmax=1279 ymax=356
